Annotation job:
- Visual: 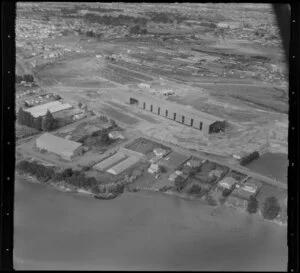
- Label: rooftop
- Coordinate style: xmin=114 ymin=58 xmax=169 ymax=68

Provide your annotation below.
xmin=36 ymin=132 xmax=82 ymax=154
xmin=24 ymin=100 xmax=73 ymax=117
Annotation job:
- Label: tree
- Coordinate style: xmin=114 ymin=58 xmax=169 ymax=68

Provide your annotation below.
xmin=222 ymin=188 xmax=232 ymax=197
xmin=247 ymin=196 xmax=259 ymax=214
xmin=262 ymin=196 xmax=281 ymax=220
xmin=42 ymin=110 xmax=56 ymax=131
xmin=17 ymin=107 xmax=25 ymax=124
xmin=188 ymin=185 xmax=201 ymax=194
xmin=174 ymin=175 xmax=187 ymax=191
xmin=34 ymin=116 xmax=43 ymax=131
xmin=159 ymin=165 xmax=167 ymax=173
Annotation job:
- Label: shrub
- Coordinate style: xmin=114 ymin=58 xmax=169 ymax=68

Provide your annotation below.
xmin=159 ymin=165 xmax=167 ymax=173
xmin=262 ymin=196 xmax=281 ymax=220
xmin=174 ymin=175 xmax=188 ymax=191
xmin=188 ymin=185 xmax=202 ymax=194
xmin=222 ymin=188 xmax=232 ymax=197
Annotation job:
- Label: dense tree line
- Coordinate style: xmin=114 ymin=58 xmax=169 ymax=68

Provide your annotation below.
xmin=17 ymin=108 xmax=57 ymax=131
xmin=239 ymin=151 xmax=260 ymax=166
xmin=17 ymin=160 xmax=55 ymax=182
xmin=16 ymin=160 xmax=124 ymax=195
xmin=16 ymin=74 xmax=34 ymax=84
xmin=79 ymin=128 xmax=113 ymax=147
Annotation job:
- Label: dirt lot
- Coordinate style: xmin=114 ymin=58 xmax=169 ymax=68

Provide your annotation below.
xmin=125 ymin=137 xmax=171 ymax=155
xmin=100 ymin=105 xmax=140 ymax=125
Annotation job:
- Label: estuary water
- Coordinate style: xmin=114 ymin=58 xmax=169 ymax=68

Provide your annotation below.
xmin=246 ymin=152 xmax=288 ymax=183
xmin=14 ymin=177 xmax=287 ymax=271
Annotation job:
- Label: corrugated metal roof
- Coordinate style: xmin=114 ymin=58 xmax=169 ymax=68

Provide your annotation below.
xmin=36 ymin=133 xmax=82 ymax=155
xmin=24 ymin=101 xmax=73 ymax=118
xmin=107 ymin=156 xmax=140 ymax=175
xmin=127 ymin=90 xmax=224 ymax=124
xmin=93 ymin=152 xmax=127 ymax=171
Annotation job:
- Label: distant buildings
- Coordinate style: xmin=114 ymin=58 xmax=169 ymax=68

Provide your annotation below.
xmin=36 ymin=133 xmax=83 ymax=160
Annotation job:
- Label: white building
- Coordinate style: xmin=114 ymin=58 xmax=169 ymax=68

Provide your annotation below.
xmin=36 ymin=133 xmax=83 ymax=161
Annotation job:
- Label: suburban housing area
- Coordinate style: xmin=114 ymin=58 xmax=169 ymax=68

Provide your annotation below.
xmin=15 ymin=2 xmax=287 ymax=226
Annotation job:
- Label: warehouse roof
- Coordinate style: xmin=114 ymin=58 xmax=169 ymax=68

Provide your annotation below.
xmin=36 ymin=133 xmax=82 ymax=155
xmin=93 ymin=152 xmax=127 ymax=171
xmin=107 ymin=156 xmax=140 ymax=175
xmin=24 ymin=101 xmax=73 ymax=118
xmin=127 ymin=90 xmax=224 ymax=124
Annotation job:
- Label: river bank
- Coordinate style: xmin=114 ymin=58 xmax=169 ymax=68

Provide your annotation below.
xmin=16 ymin=170 xmax=287 ymax=227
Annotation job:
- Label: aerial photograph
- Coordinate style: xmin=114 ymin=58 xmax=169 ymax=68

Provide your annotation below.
xmin=14 ymin=2 xmax=288 ymax=271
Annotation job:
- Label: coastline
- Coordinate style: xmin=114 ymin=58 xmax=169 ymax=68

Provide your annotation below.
xmin=133 ymin=185 xmax=287 ymax=227
xmin=16 ymin=173 xmax=287 ymax=227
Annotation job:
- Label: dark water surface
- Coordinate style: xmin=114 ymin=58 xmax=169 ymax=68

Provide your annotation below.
xmin=14 ymin=178 xmax=287 ymax=271
xmin=246 ymin=153 xmax=288 ymax=183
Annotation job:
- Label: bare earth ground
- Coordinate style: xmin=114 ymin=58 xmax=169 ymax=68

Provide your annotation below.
xmin=18 ymin=26 xmax=286 ymax=162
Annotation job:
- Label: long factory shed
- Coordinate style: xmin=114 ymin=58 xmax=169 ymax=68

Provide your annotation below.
xmin=118 ymin=90 xmax=226 ymax=134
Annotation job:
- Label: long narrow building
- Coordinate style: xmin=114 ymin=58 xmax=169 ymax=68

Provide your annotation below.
xmin=114 ymin=90 xmax=226 ymax=134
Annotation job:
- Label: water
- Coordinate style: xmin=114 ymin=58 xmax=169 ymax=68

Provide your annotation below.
xmin=14 ymin=177 xmax=287 ymax=271
xmin=246 ymin=153 xmax=288 ymax=183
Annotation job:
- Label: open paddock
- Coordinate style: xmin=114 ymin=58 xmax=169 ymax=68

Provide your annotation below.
xmin=224 ymin=170 xmax=247 ymax=182
xmin=125 ymin=137 xmax=171 ymax=156
xmin=100 ymin=105 xmax=140 ymax=125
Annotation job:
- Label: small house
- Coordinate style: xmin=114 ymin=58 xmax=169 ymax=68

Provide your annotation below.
xmin=148 ymin=163 xmax=160 ymax=174
xmin=108 ymin=131 xmax=125 ymax=140
xmin=218 ymin=177 xmax=238 ymax=190
xmin=153 ymin=148 xmax=167 ymax=157
xmin=186 ymin=159 xmax=202 ymax=168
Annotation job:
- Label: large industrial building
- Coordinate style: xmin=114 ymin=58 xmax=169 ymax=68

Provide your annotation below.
xmin=121 ymin=91 xmax=226 ymax=134
xmin=36 ymin=133 xmax=83 ymax=161
xmin=24 ymin=100 xmax=73 ymax=118
xmin=93 ymin=148 xmax=144 ymax=175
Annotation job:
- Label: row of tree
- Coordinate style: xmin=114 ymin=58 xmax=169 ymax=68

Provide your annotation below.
xmin=17 ymin=108 xmax=57 ymax=131
xmin=247 ymin=195 xmax=281 ymax=220
xmin=78 ymin=128 xmax=113 ymax=147
xmin=16 ymin=160 xmax=125 ymax=195
xmin=16 ymin=74 xmax=34 ymax=84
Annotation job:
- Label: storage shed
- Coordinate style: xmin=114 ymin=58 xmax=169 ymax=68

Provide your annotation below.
xmin=36 ymin=133 xmax=83 ymax=161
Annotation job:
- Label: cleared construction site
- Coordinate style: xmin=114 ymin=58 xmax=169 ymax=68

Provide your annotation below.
xmin=124 ymin=90 xmax=226 ymax=134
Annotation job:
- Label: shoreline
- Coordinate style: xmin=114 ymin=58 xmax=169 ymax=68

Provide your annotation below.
xmin=133 ymin=186 xmax=287 ymax=227
xmin=16 ymin=173 xmax=287 ymax=227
